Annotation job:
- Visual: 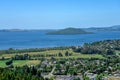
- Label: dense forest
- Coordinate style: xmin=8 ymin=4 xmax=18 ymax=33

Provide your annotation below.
xmin=0 ymin=65 xmax=53 ymax=80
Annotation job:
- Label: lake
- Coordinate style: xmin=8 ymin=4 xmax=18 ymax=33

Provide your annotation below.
xmin=0 ymin=31 xmax=120 ymax=50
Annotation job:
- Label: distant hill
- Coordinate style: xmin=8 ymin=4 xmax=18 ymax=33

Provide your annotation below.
xmin=1 ymin=25 xmax=120 ymax=33
xmin=0 ymin=29 xmax=54 ymax=32
xmin=84 ymin=25 xmax=120 ymax=32
xmin=46 ymin=27 xmax=93 ymax=35
xmin=0 ymin=29 xmax=28 ymax=32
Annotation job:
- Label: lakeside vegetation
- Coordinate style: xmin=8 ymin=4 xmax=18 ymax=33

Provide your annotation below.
xmin=0 ymin=39 xmax=120 ymax=80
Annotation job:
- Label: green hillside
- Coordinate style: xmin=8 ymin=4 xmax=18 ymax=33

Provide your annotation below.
xmin=46 ymin=27 xmax=93 ymax=35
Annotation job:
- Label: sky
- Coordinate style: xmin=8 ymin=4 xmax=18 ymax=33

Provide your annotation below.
xmin=0 ymin=0 xmax=120 ymax=29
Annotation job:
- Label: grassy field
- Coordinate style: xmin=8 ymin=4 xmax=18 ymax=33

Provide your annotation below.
xmin=0 ymin=49 xmax=104 ymax=59
xmin=0 ymin=49 xmax=105 ymax=67
xmin=0 ymin=50 xmax=69 ymax=59
xmin=57 ymin=53 xmax=104 ymax=59
xmin=0 ymin=60 xmax=40 ymax=67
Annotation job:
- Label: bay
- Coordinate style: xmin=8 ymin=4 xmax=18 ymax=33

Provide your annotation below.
xmin=0 ymin=31 xmax=120 ymax=50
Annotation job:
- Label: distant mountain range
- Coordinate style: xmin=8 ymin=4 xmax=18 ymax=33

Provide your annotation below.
xmin=0 ymin=29 xmax=53 ymax=32
xmin=83 ymin=25 xmax=120 ymax=32
xmin=0 ymin=25 xmax=120 ymax=32
xmin=46 ymin=27 xmax=92 ymax=35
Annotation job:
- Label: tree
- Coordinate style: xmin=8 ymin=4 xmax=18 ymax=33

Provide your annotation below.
xmin=65 ymin=51 xmax=69 ymax=56
xmin=105 ymin=49 xmax=114 ymax=55
xmin=6 ymin=59 xmax=13 ymax=66
xmin=58 ymin=52 xmax=63 ymax=57
xmin=1 ymin=57 xmax=5 ymax=60
xmin=83 ymin=74 xmax=90 ymax=80
xmin=31 ymin=66 xmax=37 ymax=75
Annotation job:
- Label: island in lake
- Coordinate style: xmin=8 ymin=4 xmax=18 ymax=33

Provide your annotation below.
xmin=46 ymin=27 xmax=93 ymax=35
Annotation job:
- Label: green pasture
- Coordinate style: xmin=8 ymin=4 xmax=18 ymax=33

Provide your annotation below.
xmin=0 ymin=60 xmax=40 ymax=67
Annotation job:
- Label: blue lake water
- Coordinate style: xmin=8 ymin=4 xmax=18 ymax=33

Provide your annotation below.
xmin=0 ymin=31 xmax=120 ymax=50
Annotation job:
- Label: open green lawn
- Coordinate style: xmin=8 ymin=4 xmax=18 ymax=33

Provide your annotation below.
xmin=0 ymin=60 xmax=40 ymax=67
xmin=43 ymin=54 xmax=104 ymax=59
xmin=0 ymin=60 xmax=6 ymax=67
xmin=62 ymin=53 xmax=104 ymax=59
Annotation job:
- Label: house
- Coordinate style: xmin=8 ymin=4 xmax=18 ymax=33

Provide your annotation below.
xmin=86 ymin=73 xmax=97 ymax=80
xmin=55 ymin=75 xmax=83 ymax=80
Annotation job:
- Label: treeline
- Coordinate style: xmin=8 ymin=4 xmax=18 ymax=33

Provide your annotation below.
xmin=0 ymin=47 xmax=70 ymax=54
xmin=12 ymin=54 xmax=31 ymax=60
xmin=0 ymin=65 xmax=53 ymax=80
xmin=72 ymin=40 xmax=120 ymax=55
xmin=12 ymin=51 xmax=72 ymax=60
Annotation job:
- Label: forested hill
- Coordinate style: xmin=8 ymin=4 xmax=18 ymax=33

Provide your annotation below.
xmin=73 ymin=39 xmax=120 ymax=55
xmin=46 ymin=27 xmax=93 ymax=35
